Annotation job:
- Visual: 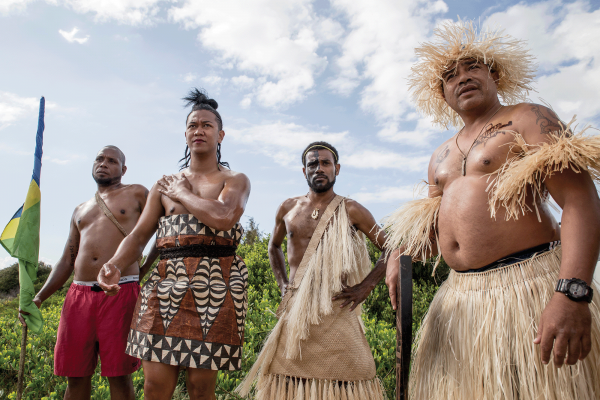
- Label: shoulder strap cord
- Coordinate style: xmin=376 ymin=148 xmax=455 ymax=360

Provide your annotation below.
xmin=95 ymin=192 xmax=144 ymax=267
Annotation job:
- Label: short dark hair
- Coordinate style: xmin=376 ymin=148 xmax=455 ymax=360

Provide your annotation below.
xmin=180 ymin=88 xmax=229 ymax=170
xmin=301 ymin=141 xmax=339 ymax=166
xmin=101 ymin=145 xmax=126 ymax=165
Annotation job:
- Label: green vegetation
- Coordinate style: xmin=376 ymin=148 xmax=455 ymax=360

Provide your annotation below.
xmin=0 ymin=224 xmax=445 ymax=399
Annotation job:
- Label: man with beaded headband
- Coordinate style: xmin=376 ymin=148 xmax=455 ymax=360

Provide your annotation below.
xmin=237 ymin=141 xmax=388 ymax=399
xmin=385 ymin=21 xmax=600 ymax=399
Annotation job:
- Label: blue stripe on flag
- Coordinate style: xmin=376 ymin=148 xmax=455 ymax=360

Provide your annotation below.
xmin=32 ymin=97 xmax=44 ymax=186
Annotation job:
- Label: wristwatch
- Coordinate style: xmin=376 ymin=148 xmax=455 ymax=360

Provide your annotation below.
xmin=555 ymin=278 xmax=594 ymax=303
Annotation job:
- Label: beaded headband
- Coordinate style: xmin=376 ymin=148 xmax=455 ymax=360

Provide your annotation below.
xmin=303 ymin=145 xmax=338 ymax=163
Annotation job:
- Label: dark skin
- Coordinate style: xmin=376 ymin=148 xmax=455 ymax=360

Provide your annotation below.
xmin=19 ymin=147 xmax=153 ymax=400
xmin=97 ymin=109 xmax=251 ymax=400
xmin=386 ymin=59 xmax=600 ymax=368
xmin=270 ymin=149 xmax=388 ymax=312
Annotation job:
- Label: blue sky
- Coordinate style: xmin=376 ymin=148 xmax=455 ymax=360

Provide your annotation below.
xmin=1 ymin=0 xmax=599 ymax=268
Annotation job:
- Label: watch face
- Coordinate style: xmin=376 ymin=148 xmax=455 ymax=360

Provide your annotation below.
xmin=568 ymin=283 xmax=586 ymax=297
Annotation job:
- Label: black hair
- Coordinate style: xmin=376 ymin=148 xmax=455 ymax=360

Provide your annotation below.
xmin=179 ymin=88 xmax=229 ymax=171
xmin=301 ymin=141 xmax=339 ymax=166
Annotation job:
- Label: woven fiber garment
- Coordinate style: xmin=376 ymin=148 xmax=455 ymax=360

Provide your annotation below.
xmin=410 ymin=246 xmax=600 ymax=400
xmin=238 ymin=198 xmax=385 ymax=400
xmin=126 ymin=214 xmax=247 ymax=371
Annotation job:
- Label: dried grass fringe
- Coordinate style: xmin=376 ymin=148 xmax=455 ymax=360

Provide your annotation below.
xmin=409 ymin=19 xmax=536 ymax=128
xmin=381 ymin=195 xmax=442 ymax=275
xmin=487 ymin=117 xmax=600 ymax=221
xmin=410 ymin=247 xmax=600 ymax=400
xmin=253 ymin=374 xmax=386 ymax=400
xmin=237 ymin=201 xmax=372 ymax=397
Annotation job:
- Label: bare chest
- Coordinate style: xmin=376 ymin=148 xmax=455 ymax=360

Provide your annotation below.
xmin=284 ymin=203 xmax=321 ymax=243
xmin=76 ymin=195 xmax=140 ymax=232
xmin=434 ymin=125 xmax=517 ymax=191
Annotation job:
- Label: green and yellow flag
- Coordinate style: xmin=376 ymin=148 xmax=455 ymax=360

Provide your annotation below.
xmin=0 ymin=97 xmax=45 ymax=333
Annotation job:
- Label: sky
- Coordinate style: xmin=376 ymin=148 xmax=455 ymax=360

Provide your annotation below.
xmin=1 ymin=0 xmax=599 ymax=271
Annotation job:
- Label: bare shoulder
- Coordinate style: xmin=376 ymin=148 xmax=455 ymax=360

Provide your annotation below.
xmin=344 ymin=198 xmax=373 ymax=221
xmin=507 ymin=102 xmax=565 ymax=143
xmin=278 ymin=196 xmax=303 ymax=216
xmin=223 ymin=169 xmax=250 ymax=187
xmin=124 ymin=183 xmax=149 ymax=198
xmin=428 ymin=137 xmax=454 ymax=173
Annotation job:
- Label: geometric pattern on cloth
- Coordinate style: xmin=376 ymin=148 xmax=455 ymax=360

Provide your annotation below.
xmin=157 ymin=214 xmax=243 ymax=242
xmin=126 ymin=330 xmax=242 ymax=371
xmin=137 ymin=270 xmax=161 ymax=325
xmin=190 ymin=257 xmax=228 ymax=339
xmin=157 ymin=258 xmax=189 ymax=332
xmin=229 ymin=256 xmax=249 ymax=342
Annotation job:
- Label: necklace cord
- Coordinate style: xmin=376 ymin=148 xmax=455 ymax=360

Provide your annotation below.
xmin=455 ymin=105 xmax=503 ymax=175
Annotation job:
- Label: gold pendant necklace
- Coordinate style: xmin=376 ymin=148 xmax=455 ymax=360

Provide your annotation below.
xmin=455 ymin=105 xmax=503 ymax=176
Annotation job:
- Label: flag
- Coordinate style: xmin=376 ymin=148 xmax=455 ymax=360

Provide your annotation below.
xmin=0 ymin=97 xmax=45 ymax=333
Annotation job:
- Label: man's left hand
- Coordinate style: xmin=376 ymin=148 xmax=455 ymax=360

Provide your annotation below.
xmin=534 ymin=293 xmax=592 ymax=367
xmin=333 ymin=282 xmax=374 ymax=312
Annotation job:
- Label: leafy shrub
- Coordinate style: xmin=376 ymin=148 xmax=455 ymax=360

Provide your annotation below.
xmin=0 ymin=232 xmax=441 ymax=398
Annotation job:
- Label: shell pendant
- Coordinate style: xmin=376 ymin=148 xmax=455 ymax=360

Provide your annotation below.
xmin=311 ymin=209 xmax=319 ymax=219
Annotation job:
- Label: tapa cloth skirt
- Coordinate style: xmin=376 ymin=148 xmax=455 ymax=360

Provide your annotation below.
xmin=126 ymin=214 xmax=248 ymax=371
xmin=410 ymin=246 xmax=600 ymax=400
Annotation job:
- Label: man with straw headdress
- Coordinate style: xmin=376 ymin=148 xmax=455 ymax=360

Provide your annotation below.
xmin=237 ymin=141 xmax=387 ymax=400
xmin=384 ymin=20 xmax=600 ymax=399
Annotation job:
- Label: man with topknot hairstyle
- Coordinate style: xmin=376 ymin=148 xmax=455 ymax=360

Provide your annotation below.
xmin=385 ymin=20 xmax=600 ymax=399
xmin=97 ymin=89 xmax=251 ymax=400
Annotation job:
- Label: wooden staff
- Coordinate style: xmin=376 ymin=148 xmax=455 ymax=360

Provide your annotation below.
xmin=17 ymin=315 xmax=28 ymax=400
xmin=396 ymin=255 xmax=412 ymax=400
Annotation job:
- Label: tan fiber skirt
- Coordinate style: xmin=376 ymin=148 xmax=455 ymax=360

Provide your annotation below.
xmin=410 ymin=246 xmax=600 ymax=400
xmin=254 ymin=299 xmax=385 ymax=400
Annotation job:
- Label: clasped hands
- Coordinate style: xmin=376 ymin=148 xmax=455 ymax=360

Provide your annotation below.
xmin=157 ymin=174 xmax=192 ymax=201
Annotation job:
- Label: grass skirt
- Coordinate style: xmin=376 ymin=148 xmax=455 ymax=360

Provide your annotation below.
xmin=410 ymin=246 xmax=600 ymax=399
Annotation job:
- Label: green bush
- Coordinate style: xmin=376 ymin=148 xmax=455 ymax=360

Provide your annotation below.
xmin=0 ymin=233 xmax=441 ymax=398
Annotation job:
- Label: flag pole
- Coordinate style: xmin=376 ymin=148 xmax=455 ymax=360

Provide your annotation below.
xmin=17 ymin=315 xmax=28 ymax=400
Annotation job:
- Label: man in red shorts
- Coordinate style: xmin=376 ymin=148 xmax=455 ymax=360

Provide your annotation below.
xmin=23 ymin=146 xmax=157 ymax=399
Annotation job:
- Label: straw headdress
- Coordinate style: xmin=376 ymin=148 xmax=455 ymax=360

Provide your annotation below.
xmin=409 ymin=20 xmax=537 ymax=128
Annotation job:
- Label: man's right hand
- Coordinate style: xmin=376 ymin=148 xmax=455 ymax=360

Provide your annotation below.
xmin=280 ymin=282 xmax=288 ymax=298
xmin=98 ymin=263 xmax=121 ymax=296
xmin=385 ymin=249 xmax=400 ymax=310
xmin=19 ymin=298 xmax=41 ymax=317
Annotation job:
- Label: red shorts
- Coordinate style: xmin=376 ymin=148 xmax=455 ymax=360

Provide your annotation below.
xmin=54 ymin=282 xmax=142 ymax=377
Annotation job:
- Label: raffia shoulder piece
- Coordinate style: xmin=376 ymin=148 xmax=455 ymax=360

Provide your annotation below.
xmin=487 ymin=117 xmax=600 ymax=221
xmin=381 ymin=195 xmax=442 ymax=270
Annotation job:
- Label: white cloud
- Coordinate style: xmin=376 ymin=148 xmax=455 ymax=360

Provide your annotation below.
xmin=227 ymin=120 xmax=430 ymax=172
xmin=231 ymin=75 xmax=256 ymax=90
xmin=227 ymin=121 xmax=349 ymax=167
xmin=344 ymin=150 xmax=430 ymax=172
xmin=484 ymin=0 xmax=600 ymax=122
xmin=0 ymin=92 xmax=39 ymax=128
xmin=328 ymin=0 xmax=448 ymax=145
xmin=59 ymin=27 xmax=89 ymax=44
xmin=61 ymin=0 xmax=164 ymax=25
xmin=201 ymin=75 xmax=226 ymax=86
xmin=181 ymin=73 xmax=197 ymax=83
xmin=0 ymin=0 xmax=37 ymax=14
xmin=169 ymin=0 xmax=331 ymax=109
xmin=0 ymin=256 xmax=17 ymax=269
xmin=351 ymin=185 xmax=416 ymax=204
xmin=240 ymin=97 xmax=252 ymax=109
